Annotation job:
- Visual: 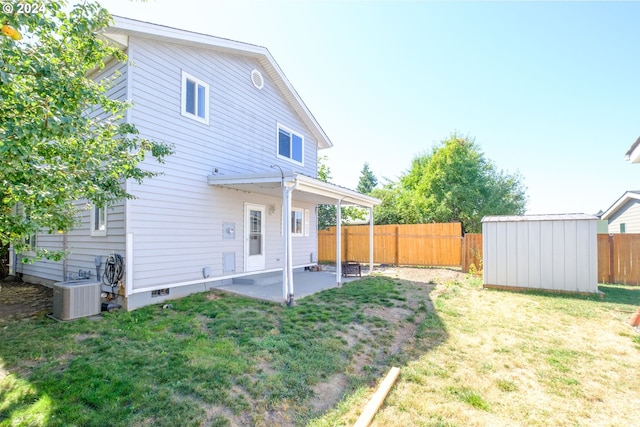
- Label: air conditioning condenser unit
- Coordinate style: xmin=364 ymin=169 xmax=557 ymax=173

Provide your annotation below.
xmin=52 ymin=281 xmax=101 ymax=321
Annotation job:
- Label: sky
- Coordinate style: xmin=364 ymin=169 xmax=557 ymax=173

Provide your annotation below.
xmin=97 ymin=0 xmax=640 ymax=215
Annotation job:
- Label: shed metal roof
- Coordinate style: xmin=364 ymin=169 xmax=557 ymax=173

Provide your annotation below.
xmin=482 ymin=214 xmax=598 ymax=223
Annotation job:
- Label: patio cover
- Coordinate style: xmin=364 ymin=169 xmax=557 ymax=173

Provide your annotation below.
xmin=207 ymin=171 xmax=380 ymax=305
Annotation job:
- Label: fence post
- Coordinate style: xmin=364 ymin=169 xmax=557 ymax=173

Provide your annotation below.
xmin=344 ymin=227 xmax=349 ymax=261
xmin=608 ymin=234 xmax=614 ymax=284
xmin=395 ymin=226 xmax=400 ymax=266
xmin=461 ymin=235 xmax=466 ymax=272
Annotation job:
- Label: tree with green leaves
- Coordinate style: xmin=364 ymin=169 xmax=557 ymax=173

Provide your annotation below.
xmin=0 ymin=1 xmax=172 ymax=264
xmin=356 ymin=162 xmax=378 ymax=194
xmin=374 ymin=133 xmax=527 ymax=233
xmin=316 ymin=156 xmax=365 ymax=229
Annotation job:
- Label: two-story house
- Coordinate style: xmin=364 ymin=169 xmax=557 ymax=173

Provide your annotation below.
xmin=15 ymin=16 xmax=379 ymax=310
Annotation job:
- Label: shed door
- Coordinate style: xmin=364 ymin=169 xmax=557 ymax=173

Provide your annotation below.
xmin=245 ymin=204 xmax=265 ymax=271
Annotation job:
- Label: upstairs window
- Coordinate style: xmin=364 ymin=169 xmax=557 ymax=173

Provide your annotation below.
xmin=277 ymin=124 xmax=304 ymax=165
xmin=181 ymin=71 xmax=209 ymax=125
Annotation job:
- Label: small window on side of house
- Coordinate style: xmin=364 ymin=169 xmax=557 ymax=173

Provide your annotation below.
xmin=181 ymin=71 xmax=209 ymax=125
xmin=620 ymin=223 xmax=626 ymax=234
xmin=91 ymin=205 xmax=107 ymax=237
xmin=23 ymin=212 xmax=37 ymax=253
xmin=291 ymin=208 xmax=304 ymax=236
xmin=290 ymin=208 xmax=309 ymax=237
xmin=276 ymin=124 xmax=304 ymax=165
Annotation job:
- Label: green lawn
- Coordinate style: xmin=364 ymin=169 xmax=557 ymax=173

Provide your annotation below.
xmin=0 ymin=276 xmax=430 ymax=426
xmin=1 ymin=273 xmax=639 ymax=426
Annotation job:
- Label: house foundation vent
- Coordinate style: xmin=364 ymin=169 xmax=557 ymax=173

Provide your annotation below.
xmin=251 ymin=69 xmax=264 ymax=90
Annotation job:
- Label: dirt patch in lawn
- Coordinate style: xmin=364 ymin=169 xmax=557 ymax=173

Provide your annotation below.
xmin=301 ymin=267 xmax=466 ymax=419
xmin=0 ymin=278 xmax=52 ymax=323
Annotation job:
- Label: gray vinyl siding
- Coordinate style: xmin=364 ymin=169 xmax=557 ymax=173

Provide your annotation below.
xmin=125 ymin=37 xmax=320 ymax=290
xmin=18 ymin=60 xmax=128 ymax=283
xmin=607 ymin=200 xmax=640 ymax=233
xmin=17 ymin=200 xmax=126 ymax=283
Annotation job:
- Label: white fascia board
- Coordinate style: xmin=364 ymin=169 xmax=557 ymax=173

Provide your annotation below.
xmin=111 ymin=16 xmax=265 ymax=57
xmin=294 ymin=174 xmax=381 ymax=208
xmin=109 ymin=16 xmax=333 ymax=150
xmin=625 ymin=142 xmax=640 ymax=163
xmin=207 ymin=172 xmax=380 ymax=208
xmin=260 ymin=52 xmax=332 ymax=150
xmin=600 ymin=191 xmax=640 ymax=220
xmin=207 ymin=172 xmax=287 ymax=186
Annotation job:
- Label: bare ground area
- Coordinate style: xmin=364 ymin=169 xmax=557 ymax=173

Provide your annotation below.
xmin=0 ymin=278 xmax=52 ymax=323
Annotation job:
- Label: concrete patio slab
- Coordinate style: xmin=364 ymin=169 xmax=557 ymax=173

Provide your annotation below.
xmin=214 ymin=268 xmax=366 ymax=303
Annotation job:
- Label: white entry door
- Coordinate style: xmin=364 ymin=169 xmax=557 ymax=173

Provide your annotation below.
xmin=245 ymin=204 xmax=265 ymax=271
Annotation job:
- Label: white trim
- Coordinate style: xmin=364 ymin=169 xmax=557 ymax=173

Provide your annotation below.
xmin=180 ymin=70 xmax=210 ymax=125
xmin=600 ymin=191 xmax=640 ymax=220
xmin=126 ymin=233 xmax=133 ymax=296
xmin=251 ymin=68 xmax=264 ymax=90
xmin=109 ymin=16 xmax=332 ymax=150
xmin=245 ymin=203 xmax=266 ymax=272
xmin=90 ymin=204 xmax=108 ymax=237
xmin=128 ymin=265 xmax=313 ymax=295
xmin=291 ymin=207 xmax=304 ymax=236
xmin=625 ymin=137 xmax=640 ymax=163
xmin=276 ymin=122 xmax=304 ymax=166
xmin=304 ymin=208 xmax=310 ymax=237
xmin=207 ymin=172 xmax=380 ymax=208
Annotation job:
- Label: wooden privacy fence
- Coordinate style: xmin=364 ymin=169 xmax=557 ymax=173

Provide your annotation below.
xmin=597 ymin=233 xmax=640 ymax=285
xmin=318 ymin=223 xmax=483 ymax=272
xmin=319 ymin=226 xmax=640 ymax=284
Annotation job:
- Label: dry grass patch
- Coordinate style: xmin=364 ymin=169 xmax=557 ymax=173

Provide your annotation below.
xmin=312 ymin=270 xmax=640 ymax=427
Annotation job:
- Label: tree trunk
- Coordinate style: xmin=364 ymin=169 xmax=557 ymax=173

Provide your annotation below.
xmin=0 ymin=242 xmax=9 ymax=279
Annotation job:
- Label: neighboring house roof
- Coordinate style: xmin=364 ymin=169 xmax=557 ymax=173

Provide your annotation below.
xmin=482 ymin=213 xmax=598 ymax=222
xmin=104 ymin=16 xmax=332 ymax=150
xmin=600 ymin=191 xmax=640 ymax=220
xmin=625 ymin=136 xmax=640 ymax=163
xmin=207 ymin=172 xmax=381 ymax=208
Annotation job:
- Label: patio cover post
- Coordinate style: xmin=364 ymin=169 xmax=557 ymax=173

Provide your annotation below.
xmin=281 ymin=183 xmax=288 ymax=302
xmin=369 ymin=207 xmax=374 ymax=274
xmin=286 ymin=182 xmax=296 ymax=305
xmin=336 ymin=199 xmax=342 ymax=286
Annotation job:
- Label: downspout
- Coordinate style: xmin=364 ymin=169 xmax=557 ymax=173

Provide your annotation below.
xmin=284 ymin=180 xmax=298 ymax=306
xmin=62 ymin=232 xmax=67 ymax=280
xmin=281 ymin=183 xmax=288 ymax=302
xmin=272 ymin=165 xmax=298 ymax=306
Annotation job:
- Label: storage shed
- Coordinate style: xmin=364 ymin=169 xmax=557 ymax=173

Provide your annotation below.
xmin=482 ymin=214 xmax=599 ymax=294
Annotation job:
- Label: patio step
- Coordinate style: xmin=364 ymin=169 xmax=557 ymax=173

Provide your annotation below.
xmin=232 ymin=272 xmax=282 ymax=287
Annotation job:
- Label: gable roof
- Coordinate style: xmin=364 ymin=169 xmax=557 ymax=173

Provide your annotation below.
xmin=625 ymin=136 xmax=640 ymax=163
xmin=600 ymin=190 xmax=640 ymax=220
xmin=104 ymin=16 xmax=332 ymax=150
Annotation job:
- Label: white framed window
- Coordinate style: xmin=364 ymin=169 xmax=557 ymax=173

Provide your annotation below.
xmin=181 ymin=70 xmax=209 ymax=125
xmin=23 ymin=212 xmax=37 ymax=254
xmin=25 ymin=232 xmax=37 ymax=252
xmin=290 ymin=208 xmax=310 ymax=237
xmin=277 ymin=123 xmax=304 ymax=165
xmin=91 ymin=205 xmax=107 ymax=237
